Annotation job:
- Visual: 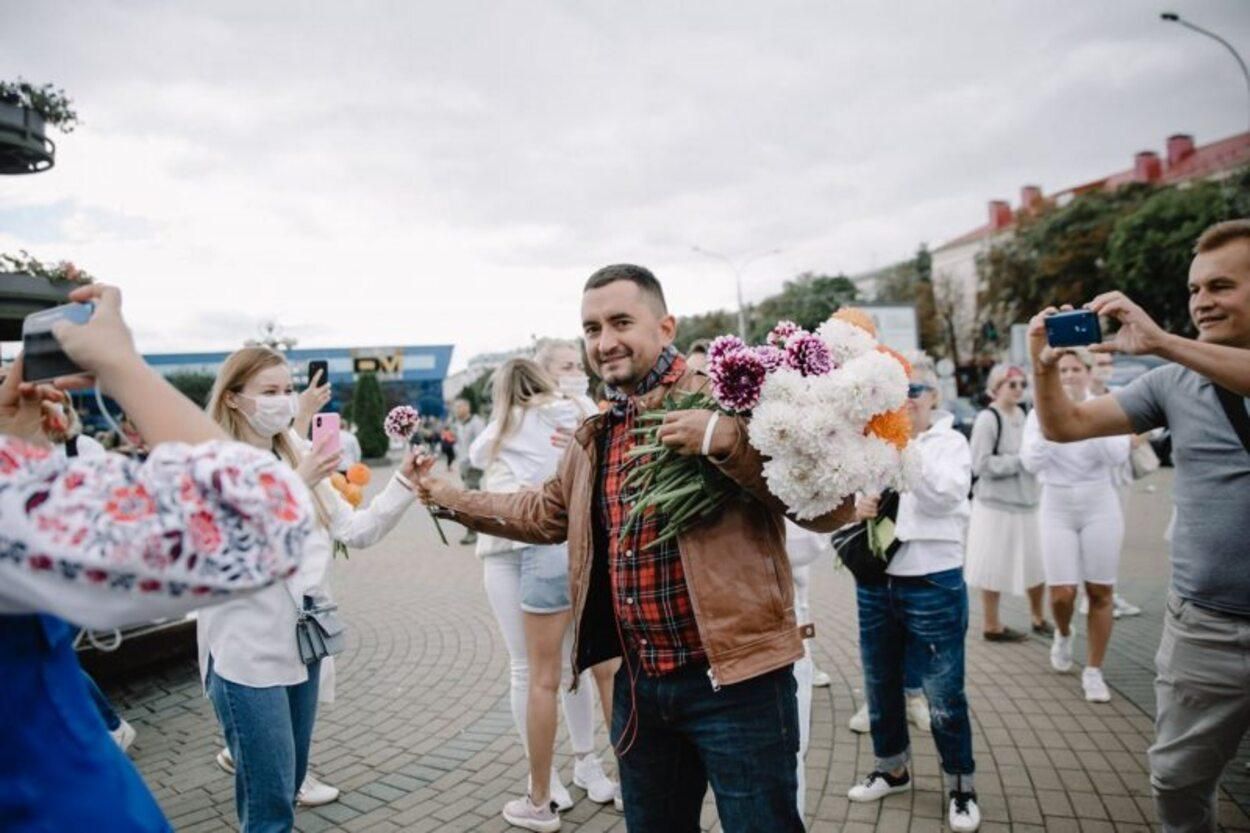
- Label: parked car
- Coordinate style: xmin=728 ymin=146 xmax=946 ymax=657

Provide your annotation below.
xmin=948 ymin=396 xmax=980 ymax=439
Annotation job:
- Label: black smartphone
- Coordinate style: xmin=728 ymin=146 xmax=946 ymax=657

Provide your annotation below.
xmin=308 ymin=359 xmax=329 ymax=386
xmin=1044 ymin=309 xmax=1102 ymax=348
xmin=22 ymin=302 xmax=96 ymax=382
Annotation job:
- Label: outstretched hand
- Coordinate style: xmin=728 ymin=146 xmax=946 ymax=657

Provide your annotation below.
xmin=409 ymin=450 xmax=447 ymax=505
xmin=1086 ymin=291 xmax=1165 ymax=356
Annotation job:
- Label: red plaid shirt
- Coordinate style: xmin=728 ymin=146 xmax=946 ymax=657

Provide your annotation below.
xmin=597 ymin=350 xmax=706 ymax=675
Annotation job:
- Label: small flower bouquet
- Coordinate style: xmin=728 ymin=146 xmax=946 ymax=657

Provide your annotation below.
xmin=623 ymin=309 xmax=917 ymax=545
xmin=384 ymin=405 xmax=448 ymax=545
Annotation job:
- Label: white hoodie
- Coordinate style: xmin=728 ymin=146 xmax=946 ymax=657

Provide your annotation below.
xmin=888 ymin=410 xmax=972 ymax=577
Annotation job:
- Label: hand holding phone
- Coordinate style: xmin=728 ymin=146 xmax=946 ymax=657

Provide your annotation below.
xmin=1043 ymin=309 xmax=1102 ymax=348
xmin=22 ymin=302 xmax=96 ymax=382
xmin=312 ymin=413 xmax=342 ymax=458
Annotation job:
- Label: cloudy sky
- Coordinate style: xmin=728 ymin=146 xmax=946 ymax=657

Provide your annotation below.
xmin=2 ymin=1 xmax=1247 ymax=369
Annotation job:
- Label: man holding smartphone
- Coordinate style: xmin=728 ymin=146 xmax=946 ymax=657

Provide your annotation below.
xmin=1027 ymin=219 xmax=1250 ymax=833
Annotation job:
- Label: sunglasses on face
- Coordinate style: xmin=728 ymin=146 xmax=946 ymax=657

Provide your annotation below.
xmin=1005 ymin=380 xmax=1027 ymax=390
xmin=907 ymin=383 xmax=933 ymax=399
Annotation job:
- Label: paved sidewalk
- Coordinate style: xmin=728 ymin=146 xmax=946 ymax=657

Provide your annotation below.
xmin=102 ymin=465 xmax=1250 ymax=831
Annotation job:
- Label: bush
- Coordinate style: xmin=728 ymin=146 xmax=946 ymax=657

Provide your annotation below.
xmin=165 ymin=372 xmax=216 ymax=409
xmin=352 ymin=372 xmax=388 ymax=458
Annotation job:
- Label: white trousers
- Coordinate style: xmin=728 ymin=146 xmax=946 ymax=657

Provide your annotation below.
xmin=1039 ymin=481 xmax=1124 ymax=586
xmin=482 ymin=552 xmax=597 ymax=757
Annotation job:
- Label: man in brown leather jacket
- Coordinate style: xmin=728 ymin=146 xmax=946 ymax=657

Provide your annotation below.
xmin=414 ymin=264 xmax=852 ymax=832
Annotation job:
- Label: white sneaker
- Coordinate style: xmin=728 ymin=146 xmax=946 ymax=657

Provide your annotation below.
xmin=297 ymin=773 xmax=340 ymax=807
xmin=530 ymin=770 xmax=574 ymax=812
xmin=613 ymin=785 xmax=623 ymax=812
xmin=906 ymin=693 xmax=931 ymax=733
xmin=848 ymin=702 xmax=870 ymax=733
xmin=811 ymin=668 xmax=832 ymax=688
xmin=1078 ymin=595 xmax=1089 ymax=616
xmin=847 ymin=770 xmax=911 ymax=802
xmin=572 ymin=754 xmax=617 ymax=804
xmin=502 ymin=795 xmax=561 ymax=832
xmin=949 ymin=790 xmax=982 ymax=831
xmin=110 ymin=719 xmax=136 ymax=753
xmin=1113 ymin=594 xmax=1141 ymax=618
xmin=1082 ymin=667 xmax=1112 ymax=703
xmin=216 ymin=747 xmax=235 ymax=775
xmin=1050 ymin=632 xmax=1073 ymax=673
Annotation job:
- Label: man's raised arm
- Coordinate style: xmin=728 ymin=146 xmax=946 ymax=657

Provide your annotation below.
xmin=1028 ymin=307 xmax=1135 ymax=442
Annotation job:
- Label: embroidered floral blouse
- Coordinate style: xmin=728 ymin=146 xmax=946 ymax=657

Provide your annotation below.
xmin=0 ymin=437 xmax=314 ymax=630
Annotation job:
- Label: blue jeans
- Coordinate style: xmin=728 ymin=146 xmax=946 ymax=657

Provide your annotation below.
xmin=611 ymin=658 xmax=803 ymax=833
xmin=206 ymin=657 xmax=321 ymax=833
xmin=82 ymin=671 xmax=121 ymax=732
xmin=857 ymin=568 xmax=975 ymax=792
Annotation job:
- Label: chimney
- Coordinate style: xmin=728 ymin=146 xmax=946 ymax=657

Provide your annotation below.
xmin=988 ymin=199 xmax=1013 ymax=231
xmin=1167 ymin=134 xmax=1195 ymax=169
xmin=1133 ymin=151 xmax=1163 ymax=183
xmin=1020 ymin=185 xmax=1043 ymax=212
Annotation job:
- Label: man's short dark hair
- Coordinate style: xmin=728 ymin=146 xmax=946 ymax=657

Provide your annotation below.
xmin=687 ymin=338 xmax=710 ymax=356
xmin=1195 ymin=219 xmax=1250 ymax=254
xmin=583 ymin=264 xmax=667 ymax=315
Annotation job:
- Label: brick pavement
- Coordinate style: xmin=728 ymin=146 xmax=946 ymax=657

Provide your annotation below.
xmin=101 ymin=464 xmax=1250 ymax=832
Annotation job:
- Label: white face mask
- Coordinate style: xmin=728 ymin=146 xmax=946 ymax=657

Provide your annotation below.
xmin=557 ymin=373 xmax=590 ymax=397
xmin=238 ymin=393 xmax=297 ymax=437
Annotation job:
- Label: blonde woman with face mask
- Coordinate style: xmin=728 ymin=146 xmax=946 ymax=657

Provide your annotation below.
xmin=199 ymin=347 xmax=422 ymax=833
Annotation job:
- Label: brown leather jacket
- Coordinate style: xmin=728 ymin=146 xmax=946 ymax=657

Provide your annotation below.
xmin=433 ymin=367 xmax=853 ymax=688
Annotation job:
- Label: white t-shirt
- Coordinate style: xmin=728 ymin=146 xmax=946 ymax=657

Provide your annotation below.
xmin=1020 ymin=409 xmax=1130 ymax=487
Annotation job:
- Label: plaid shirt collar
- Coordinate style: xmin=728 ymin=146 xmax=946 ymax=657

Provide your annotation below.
xmin=602 ymin=345 xmax=682 ymax=418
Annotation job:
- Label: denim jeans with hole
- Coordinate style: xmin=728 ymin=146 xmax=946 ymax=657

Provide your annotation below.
xmin=611 ymin=657 xmax=804 ymax=833
xmin=206 ymin=656 xmax=321 ymax=833
xmin=857 ymin=568 xmax=975 ymax=793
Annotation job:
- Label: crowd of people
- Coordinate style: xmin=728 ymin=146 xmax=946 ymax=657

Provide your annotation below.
xmin=1 ymin=218 xmax=1247 ymax=833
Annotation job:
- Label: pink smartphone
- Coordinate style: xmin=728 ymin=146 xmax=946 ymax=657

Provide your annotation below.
xmin=312 ymin=413 xmax=342 ymax=456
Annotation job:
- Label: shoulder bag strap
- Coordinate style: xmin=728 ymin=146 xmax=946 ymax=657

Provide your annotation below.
xmin=1214 ymin=384 xmax=1250 ymax=455
xmin=990 ymin=407 xmax=1004 ymax=456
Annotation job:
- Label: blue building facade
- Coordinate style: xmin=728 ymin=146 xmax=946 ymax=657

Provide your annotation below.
xmin=142 ymin=344 xmax=455 ymax=419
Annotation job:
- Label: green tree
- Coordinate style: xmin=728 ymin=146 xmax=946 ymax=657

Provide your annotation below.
xmin=164 ymin=372 xmax=216 ymax=409
xmin=352 ymin=372 xmax=388 ymax=459
xmin=749 ymin=272 xmax=858 ymax=343
xmin=1105 ymin=168 xmax=1250 ymax=336
xmin=674 ymin=309 xmax=737 ymax=350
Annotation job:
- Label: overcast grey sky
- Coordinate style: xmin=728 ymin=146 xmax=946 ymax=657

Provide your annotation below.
xmin=2 ymin=1 xmax=1247 ymax=369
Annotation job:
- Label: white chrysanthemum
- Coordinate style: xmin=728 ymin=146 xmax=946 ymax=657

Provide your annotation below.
xmin=815 ymin=318 xmax=876 ymax=365
xmin=760 ymin=367 xmax=808 ymax=406
xmin=748 ymin=400 xmax=800 ymax=458
xmin=837 ymin=351 xmax=910 ymax=424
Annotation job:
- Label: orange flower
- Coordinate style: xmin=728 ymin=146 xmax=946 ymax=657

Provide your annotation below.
xmin=346 ymin=463 xmax=371 ymax=486
xmin=876 ymin=344 xmax=912 ymax=377
xmin=330 ymin=472 xmax=348 ymax=492
xmin=866 ymin=407 xmax=911 ymax=450
xmin=831 ymin=307 xmax=877 ymax=337
xmin=343 ymin=483 xmax=363 ymax=508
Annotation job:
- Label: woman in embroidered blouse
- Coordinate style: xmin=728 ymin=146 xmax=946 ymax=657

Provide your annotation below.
xmin=198 ymin=346 xmax=421 ymax=833
xmin=0 ymin=284 xmax=314 ymax=833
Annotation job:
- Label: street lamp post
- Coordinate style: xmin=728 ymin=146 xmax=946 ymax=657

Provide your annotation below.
xmin=690 ymin=246 xmax=783 ymax=339
xmin=1161 ymin=11 xmax=1250 ymax=131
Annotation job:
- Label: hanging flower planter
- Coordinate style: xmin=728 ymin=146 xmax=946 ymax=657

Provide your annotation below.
xmin=0 ymin=272 xmax=75 ymax=340
xmin=0 ymin=80 xmax=78 ymax=175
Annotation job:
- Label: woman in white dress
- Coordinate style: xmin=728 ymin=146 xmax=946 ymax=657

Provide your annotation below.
xmin=964 ymin=364 xmax=1049 ymax=641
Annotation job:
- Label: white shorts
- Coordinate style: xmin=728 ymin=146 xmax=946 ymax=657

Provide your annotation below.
xmin=1038 ymin=481 xmax=1124 ymax=586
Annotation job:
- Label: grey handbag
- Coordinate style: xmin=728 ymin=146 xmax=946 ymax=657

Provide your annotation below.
xmin=296 ymin=596 xmax=346 ymax=665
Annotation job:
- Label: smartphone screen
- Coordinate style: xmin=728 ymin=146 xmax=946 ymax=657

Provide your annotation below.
xmin=1044 ymin=310 xmax=1102 ymax=348
xmin=312 ymin=413 xmax=342 ymax=457
xmin=308 ymin=360 xmax=329 ymax=386
xmin=21 ymin=302 xmax=96 ymax=382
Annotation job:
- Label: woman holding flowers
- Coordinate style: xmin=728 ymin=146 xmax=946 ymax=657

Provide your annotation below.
xmin=468 ymin=343 xmax=618 ymax=831
xmin=199 ymin=347 xmax=422 ymax=833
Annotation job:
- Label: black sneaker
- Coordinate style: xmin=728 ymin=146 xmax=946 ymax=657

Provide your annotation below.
xmin=1031 ymin=620 xmax=1055 ymax=636
xmin=983 ymin=626 xmax=1028 ymax=643
xmin=847 ymin=769 xmax=911 ymax=802
xmin=948 ymin=789 xmax=981 ymax=831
